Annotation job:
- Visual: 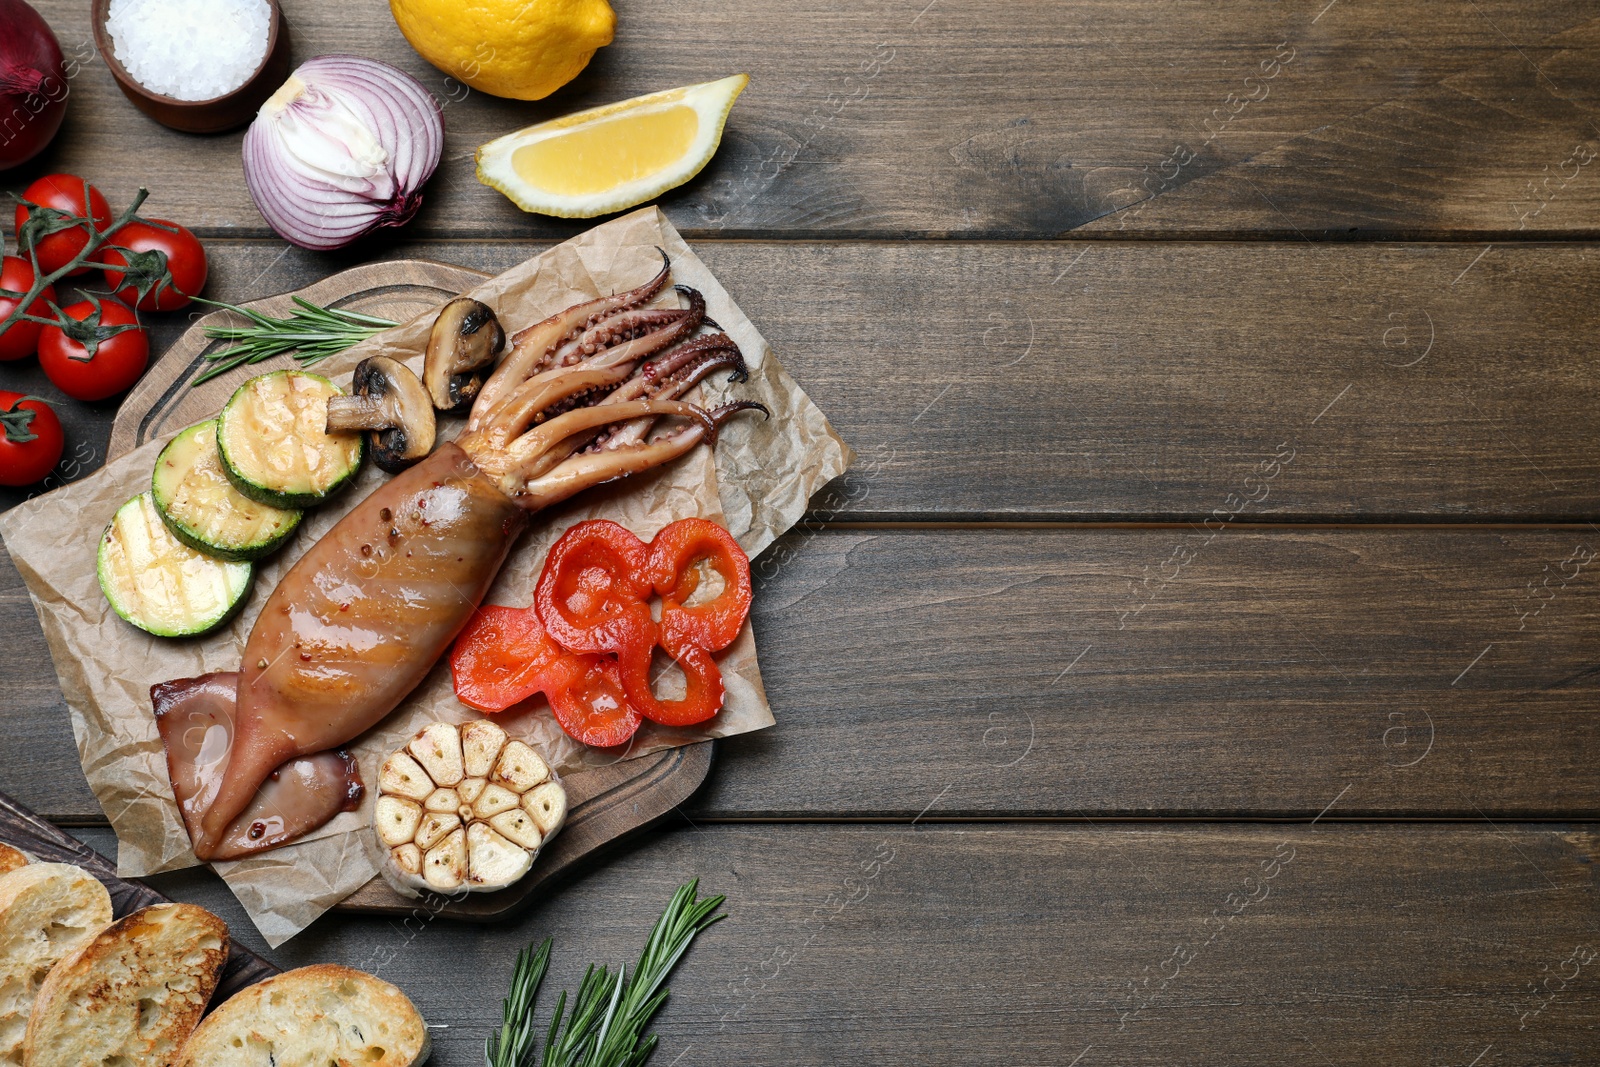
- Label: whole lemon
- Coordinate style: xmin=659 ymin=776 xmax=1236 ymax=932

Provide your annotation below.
xmin=390 ymin=0 xmax=616 ymax=101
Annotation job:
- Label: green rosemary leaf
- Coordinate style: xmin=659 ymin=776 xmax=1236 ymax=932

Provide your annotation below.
xmin=290 ymin=294 xmax=396 ymax=326
xmin=577 ymin=881 xmax=726 ymax=1067
xmin=187 ymin=296 xmax=397 ymax=387
xmin=488 ymin=939 xmax=554 ymax=1067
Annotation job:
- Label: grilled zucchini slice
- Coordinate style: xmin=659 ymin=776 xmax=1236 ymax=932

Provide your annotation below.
xmin=97 ymin=493 xmax=253 ymax=638
xmin=152 ymin=420 xmax=302 ymax=562
xmin=216 ymin=370 xmax=365 ymax=509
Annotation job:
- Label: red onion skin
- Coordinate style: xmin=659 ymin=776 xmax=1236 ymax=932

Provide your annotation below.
xmin=0 ymin=0 xmax=68 ymax=171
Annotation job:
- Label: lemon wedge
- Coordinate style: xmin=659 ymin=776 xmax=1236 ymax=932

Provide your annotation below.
xmin=476 ymin=74 xmax=748 ymax=218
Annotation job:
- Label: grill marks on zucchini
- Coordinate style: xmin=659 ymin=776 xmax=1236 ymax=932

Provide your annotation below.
xmin=152 ymin=421 xmax=302 ymax=562
xmin=97 ymin=494 xmax=254 ymax=638
xmin=217 ymin=371 xmax=365 ymax=509
xmin=101 ymin=373 xmax=376 ymax=639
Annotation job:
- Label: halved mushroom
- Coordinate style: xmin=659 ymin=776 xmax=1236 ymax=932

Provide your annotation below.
xmin=325 ymin=356 xmax=437 ymax=473
xmin=424 ymin=298 xmax=505 ymax=415
xmin=375 ymin=720 xmax=566 ymax=896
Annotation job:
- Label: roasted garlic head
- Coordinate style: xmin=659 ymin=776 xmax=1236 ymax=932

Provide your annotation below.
xmin=375 ymin=720 xmax=566 ymax=894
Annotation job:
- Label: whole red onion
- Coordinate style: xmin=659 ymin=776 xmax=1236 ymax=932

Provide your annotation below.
xmin=0 ymin=0 xmax=68 ymax=171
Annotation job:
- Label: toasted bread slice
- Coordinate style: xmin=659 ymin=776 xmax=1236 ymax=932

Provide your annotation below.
xmin=0 ymin=864 xmax=112 ymax=1067
xmin=0 ymin=848 xmax=26 ymax=878
xmin=174 ymin=964 xmax=430 ymax=1067
xmin=23 ymin=902 xmax=228 ymax=1067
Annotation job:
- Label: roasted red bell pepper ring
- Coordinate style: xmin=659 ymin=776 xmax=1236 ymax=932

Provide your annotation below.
xmin=534 ymin=519 xmax=655 ymax=658
xmin=544 ymin=653 xmax=642 ymax=748
xmin=450 ymin=604 xmax=568 ymax=713
xmin=646 ymin=517 xmax=753 ymax=654
xmin=617 ymin=635 xmax=727 ymax=728
xmin=492 ymin=516 xmax=758 ymax=739
xmin=452 ymin=604 xmax=642 ymax=747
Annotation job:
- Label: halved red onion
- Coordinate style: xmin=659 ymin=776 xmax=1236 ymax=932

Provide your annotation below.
xmin=243 ymin=54 xmax=443 ymax=251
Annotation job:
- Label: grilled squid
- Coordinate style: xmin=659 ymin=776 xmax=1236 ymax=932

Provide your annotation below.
xmin=152 ymin=673 xmax=363 ymax=861
xmin=158 ymin=254 xmax=765 ymax=862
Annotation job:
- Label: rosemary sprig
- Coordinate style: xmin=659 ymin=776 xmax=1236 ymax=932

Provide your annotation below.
xmin=189 ymin=295 xmax=397 ymax=386
xmin=487 ymin=881 xmax=727 ymax=1067
xmin=489 ymin=939 xmax=554 ymax=1067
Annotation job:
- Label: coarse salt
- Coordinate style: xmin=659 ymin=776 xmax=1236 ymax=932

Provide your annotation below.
xmin=106 ymin=0 xmax=271 ymax=102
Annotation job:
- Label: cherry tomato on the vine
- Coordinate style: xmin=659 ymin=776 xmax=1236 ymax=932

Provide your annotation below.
xmin=38 ymin=299 xmax=149 ymax=402
xmin=0 ymin=393 xmax=64 ymax=486
xmin=14 ymin=174 xmax=113 ymax=277
xmin=0 ymin=256 xmax=57 ymax=362
xmin=99 ymin=219 xmax=208 ymax=311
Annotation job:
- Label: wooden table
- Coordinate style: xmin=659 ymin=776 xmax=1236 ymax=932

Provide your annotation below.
xmin=4 ymin=1 xmax=1600 ymax=1062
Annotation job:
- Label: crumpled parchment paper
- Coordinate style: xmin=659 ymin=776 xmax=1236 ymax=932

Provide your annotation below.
xmin=0 ymin=207 xmax=852 ymax=946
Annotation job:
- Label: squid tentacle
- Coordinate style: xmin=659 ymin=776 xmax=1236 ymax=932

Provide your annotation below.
xmin=498 ymin=399 xmax=717 ymax=492
xmin=531 ymin=335 xmax=747 ymax=468
xmin=477 ymin=318 xmax=697 ymax=447
xmin=513 ymin=401 xmax=769 ymax=512
xmin=471 ymin=248 xmax=672 ymax=426
xmin=642 ymin=331 xmax=747 ymax=386
xmin=474 ymin=358 xmax=650 ymax=455
xmin=557 ymin=287 xmax=706 ymax=364
xmin=590 ymin=345 xmax=751 ymax=453
xmin=477 ymin=288 xmax=708 ymax=447
xmin=706 ymin=399 xmax=772 ymax=428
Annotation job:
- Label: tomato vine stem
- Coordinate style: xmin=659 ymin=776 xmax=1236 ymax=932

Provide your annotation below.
xmin=0 ymin=181 xmax=151 ymax=336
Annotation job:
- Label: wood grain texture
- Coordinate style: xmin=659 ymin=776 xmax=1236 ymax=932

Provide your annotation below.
xmin=1082 ymin=15 xmax=1600 ymax=239
xmin=0 ymin=0 xmax=1593 ymax=1060
xmin=702 ymin=526 xmax=1600 ymax=820
xmin=9 ymin=0 xmax=1599 ymax=239
xmin=115 ymin=822 xmax=1600 ymax=1067
xmin=11 ymin=526 xmax=1600 ymax=822
xmin=9 ymin=238 xmax=1600 ymax=521
xmin=0 ymin=792 xmax=280 ymax=1003
xmin=0 ymin=549 xmax=92 ymax=823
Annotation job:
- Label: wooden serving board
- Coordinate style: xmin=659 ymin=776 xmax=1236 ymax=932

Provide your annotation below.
xmin=0 ymin=789 xmax=280 ymax=998
xmin=107 ymin=258 xmax=716 ymax=921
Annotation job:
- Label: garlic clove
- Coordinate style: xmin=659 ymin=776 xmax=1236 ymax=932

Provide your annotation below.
xmin=472 ymin=783 xmax=521 ymax=821
xmin=467 ymin=822 xmax=532 ymax=888
xmin=489 ymin=808 xmax=543 ymax=851
xmin=461 ymin=720 xmax=508 ymax=778
xmin=457 ymin=776 xmax=488 ymax=806
xmin=415 ymin=812 xmax=460 ymax=851
xmin=376 ymin=796 xmax=423 ymax=847
xmin=409 ymin=722 xmax=464 ymax=786
xmin=523 ymin=782 xmax=567 ymax=837
xmin=424 ymin=787 xmax=460 ymax=814
xmin=423 ymin=827 xmax=468 ymax=890
xmin=392 ymin=843 xmax=422 ymax=876
xmin=492 ymin=741 xmax=550 ymax=793
xmin=380 ymin=752 xmax=435 ymax=801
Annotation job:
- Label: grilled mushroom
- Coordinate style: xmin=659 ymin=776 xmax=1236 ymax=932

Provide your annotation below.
xmin=424 ymin=298 xmax=504 ymax=414
xmin=324 ymin=356 xmax=437 ymax=473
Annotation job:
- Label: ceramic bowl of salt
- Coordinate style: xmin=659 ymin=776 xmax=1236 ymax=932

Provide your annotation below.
xmin=92 ymin=0 xmax=290 ymax=134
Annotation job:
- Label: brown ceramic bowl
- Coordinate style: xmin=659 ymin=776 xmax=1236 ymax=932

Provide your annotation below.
xmin=91 ymin=0 xmax=291 ymax=134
